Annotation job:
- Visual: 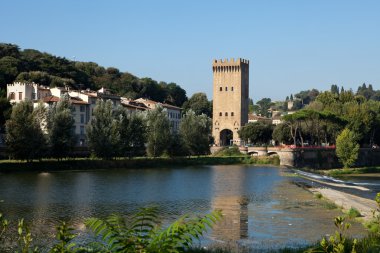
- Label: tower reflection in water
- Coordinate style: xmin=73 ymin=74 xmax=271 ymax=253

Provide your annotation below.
xmin=210 ymin=166 xmax=249 ymax=243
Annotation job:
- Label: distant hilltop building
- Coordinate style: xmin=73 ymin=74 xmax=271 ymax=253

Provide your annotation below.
xmin=212 ymin=58 xmax=249 ymax=146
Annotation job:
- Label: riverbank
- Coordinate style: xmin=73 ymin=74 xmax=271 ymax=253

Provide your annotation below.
xmin=0 ymin=155 xmax=280 ymax=173
xmin=310 ymin=187 xmax=377 ymax=221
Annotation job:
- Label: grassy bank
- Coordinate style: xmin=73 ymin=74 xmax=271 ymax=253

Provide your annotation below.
xmin=323 ymin=167 xmax=380 ymax=177
xmin=0 ymin=155 xmax=280 ymax=173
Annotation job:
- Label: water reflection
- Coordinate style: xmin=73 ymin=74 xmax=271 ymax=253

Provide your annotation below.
xmin=0 ymin=165 xmax=364 ymax=250
xmin=211 ymin=166 xmax=249 ymax=242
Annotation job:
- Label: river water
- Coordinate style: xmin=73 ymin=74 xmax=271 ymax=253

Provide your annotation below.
xmin=0 ymin=165 xmax=366 ymax=251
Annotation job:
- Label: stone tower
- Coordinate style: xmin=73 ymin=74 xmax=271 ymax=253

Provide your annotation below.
xmin=212 ymin=58 xmax=249 ymax=146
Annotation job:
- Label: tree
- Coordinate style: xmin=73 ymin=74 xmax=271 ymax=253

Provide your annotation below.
xmin=255 ymin=98 xmax=273 ymax=117
xmin=182 ymin=93 xmax=211 ymax=117
xmin=336 ymin=128 xmax=359 ymax=168
xmin=86 ymin=100 xmax=120 ymax=159
xmin=5 ymin=101 xmax=46 ymax=161
xmin=115 ymin=108 xmax=147 ymax=157
xmin=238 ymin=122 xmax=273 ymax=145
xmin=179 ymin=110 xmax=211 ymax=156
xmin=0 ymin=96 xmax=11 ymax=133
xmin=248 ymin=98 xmax=254 ymax=114
xmin=47 ymin=94 xmax=76 ymax=159
xmin=165 ymin=83 xmax=188 ymax=107
xmin=145 ymin=105 xmax=171 ymax=157
xmin=272 ymin=123 xmax=292 ymax=145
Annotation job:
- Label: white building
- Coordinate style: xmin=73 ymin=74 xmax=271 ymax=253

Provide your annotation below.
xmin=134 ymin=98 xmax=182 ymax=133
xmin=7 ymin=82 xmax=50 ymax=103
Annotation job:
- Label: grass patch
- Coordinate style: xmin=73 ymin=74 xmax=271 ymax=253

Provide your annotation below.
xmin=347 ymin=207 xmax=362 ymax=219
xmin=315 ymin=192 xmax=323 ymax=199
xmin=325 ymin=167 xmax=380 ymax=177
xmin=321 ymin=200 xmax=338 ymax=210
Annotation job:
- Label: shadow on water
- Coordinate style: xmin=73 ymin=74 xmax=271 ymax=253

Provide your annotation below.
xmin=0 ymin=165 xmax=367 ymax=251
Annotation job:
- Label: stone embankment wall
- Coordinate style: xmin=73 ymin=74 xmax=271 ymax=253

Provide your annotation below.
xmin=292 ymin=148 xmax=380 ymax=169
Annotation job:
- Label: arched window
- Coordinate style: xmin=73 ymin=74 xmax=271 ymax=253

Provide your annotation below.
xmin=219 ymin=112 xmax=222 ymax=116
xmin=225 ymin=87 xmax=228 ymax=91
xmin=220 ymin=87 xmax=222 ymax=91
xmin=231 ymin=112 xmax=234 ymax=116
xmin=225 ymin=112 xmax=228 ymax=116
xmin=231 ymin=87 xmax=234 ymax=91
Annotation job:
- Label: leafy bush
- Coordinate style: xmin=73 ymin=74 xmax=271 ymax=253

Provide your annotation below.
xmin=212 ymin=146 xmax=243 ymax=157
xmin=0 ymin=206 xmax=222 ymax=253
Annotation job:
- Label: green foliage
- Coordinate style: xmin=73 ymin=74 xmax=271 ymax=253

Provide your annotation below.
xmin=5 ymin=101 xmax=47 ymax=161
xmin=0 ymin=205 xmax=222 ymax=253
xmin=182 ymin=93 xmax=212 ymax=117
xmin=313 ymin=216 xmax=356 ymax=253
xmin=85 ymin=207 xmax=222 ymax=253
xmin=47 ymin=94 xmax=76 ymax=159
xmin=86 ymin=100 xmax=120 ymax=159
xmin=180 ymin=110 xmax=211 ymax=156
xmin=0 ymin=43 xmax=188 ymax=106
xmin=272 ymin=123 xmax=293 ymax=145
xmin=347 ymin=207 xmax=361 ymax=219
xmin=0 ymin=96 xmax=11 ymax=132
xmin=145 ymin=105 xmax=171 ymax=157
xmin=254 ymin=97 xmax=273 ymax=117
xmin=238 ymin=122 xmax=273 ymax=145
xmin=116 ymin=111 xmax=147 ymax=157
xmin=336 ymin=128 xmax=359 ymax=168
xmin=212 ymin=146 xmax=242 ymax=157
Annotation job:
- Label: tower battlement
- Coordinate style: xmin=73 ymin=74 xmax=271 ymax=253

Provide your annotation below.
xmin=7 ymin=82 xmax=38 ymax=87
xmin=213 ymin=58 xmax=249 ymax=66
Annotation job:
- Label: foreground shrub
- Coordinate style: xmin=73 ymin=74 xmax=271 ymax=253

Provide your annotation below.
xmin=0 ymin=206 xmax=222 ymax=253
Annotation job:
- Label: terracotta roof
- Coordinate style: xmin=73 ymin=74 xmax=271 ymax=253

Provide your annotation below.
xmin=41 ymin=95 xmax=89 ymax=105
xmin=42 ymin=96 xmax=60 ymax=103
xmin=135 ymin=98 xmax=181 ymax=110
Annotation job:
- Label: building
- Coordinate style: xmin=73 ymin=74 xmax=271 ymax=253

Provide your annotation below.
xmin=120 ymin=98 xmax=149 ymax=113
xmin=212 ymin=58 xmax=249 ymax=146
xmin=134 ymin=98 xmax=182 ymax=133
xmin=248 ymin=114 xmax=272 ymax=124
xmin=7 ymin=82 xmax=50 ymax=103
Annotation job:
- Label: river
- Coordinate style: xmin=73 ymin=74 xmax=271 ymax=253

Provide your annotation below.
xmin=0 ymin=165 xmax=366 ymax=251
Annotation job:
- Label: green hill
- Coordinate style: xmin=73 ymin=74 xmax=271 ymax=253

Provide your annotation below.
xmin=0 ymin=43 xmax=187 ymax=106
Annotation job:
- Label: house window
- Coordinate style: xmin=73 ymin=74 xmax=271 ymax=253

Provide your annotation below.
xmin=80 ymin=126 xmax=84 ymax=135
xmin=32 ymin=93 xmax=36 ymax=100
xmin=225 ymin=112 xmax=228 ymax=116
xmin=80 ymin=114 xmax=85 ymax=124
xmin=231 ymin=112 xmax=234 ymax=116
xmin=219 ymin=112 xmax=222 ymax=116
xmin=72 ymin=106 xmax=76 ymax=112
xmin=91 ymin=99 xmax=96 ymax=104
xmin=219 ymin=87 xmax=222 ymax=91
xmin=80 ymin=105 xmax=85 ymax=112
xmin=9 ymin=92 xmax=15 ymax=100
xmin=18 ymin=92 xmax=22 ymax=100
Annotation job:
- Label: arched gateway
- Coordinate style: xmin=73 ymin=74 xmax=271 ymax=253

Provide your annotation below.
xmin=212 ymin=58 xmax=249 ymax=146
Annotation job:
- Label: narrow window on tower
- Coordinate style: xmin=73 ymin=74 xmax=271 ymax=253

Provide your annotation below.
xmin=231 ymin=112 xmax=234 ymax=116
xmin=225 ymin=112 xmax=228 ymax=116
xmin=225 ymin=87 xmax=228 ymax=91
xmin=219 ymin=112 xmax=222 ymax=116
xmin=220 ymin=87 xmax=222 ymax=91
xmin=231 ymin=86 xmax=234 ymax=91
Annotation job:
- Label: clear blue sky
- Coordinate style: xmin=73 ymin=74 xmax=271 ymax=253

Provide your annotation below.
xmin=1 ymin=0 xmax=380 ymax=102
